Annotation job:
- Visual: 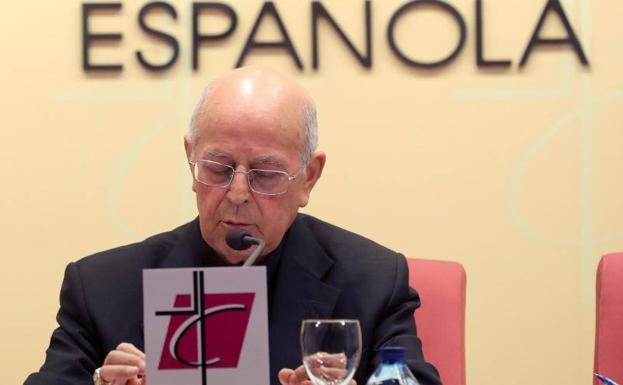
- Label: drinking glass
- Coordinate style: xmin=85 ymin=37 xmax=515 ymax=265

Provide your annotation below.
xmin=300 ymin=319 xmax=362 ymax=385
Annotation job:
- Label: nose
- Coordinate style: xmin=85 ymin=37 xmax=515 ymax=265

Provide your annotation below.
xmin=226 ymin=170 xmax=251 ymax=204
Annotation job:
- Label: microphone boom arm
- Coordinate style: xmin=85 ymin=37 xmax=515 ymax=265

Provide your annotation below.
xmin=242 ymin=237 xmax=265 ymax=267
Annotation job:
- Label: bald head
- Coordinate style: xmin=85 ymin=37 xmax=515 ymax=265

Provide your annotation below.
xmin=189 ymin=66 xmax=318 ymax=165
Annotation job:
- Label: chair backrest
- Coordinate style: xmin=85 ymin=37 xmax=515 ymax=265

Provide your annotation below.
xmin=407 ymin=258 xmax=466 ymax=385
xmin=594 ymin=252 xmax=623 ymax=385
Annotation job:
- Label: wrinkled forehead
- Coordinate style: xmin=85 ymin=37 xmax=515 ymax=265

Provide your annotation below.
xmin=195 ymin=83 xmax=307 ymax=148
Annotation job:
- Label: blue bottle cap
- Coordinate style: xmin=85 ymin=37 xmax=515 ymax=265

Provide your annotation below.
xmin=379 ymin=347 xmax=406 ymax=364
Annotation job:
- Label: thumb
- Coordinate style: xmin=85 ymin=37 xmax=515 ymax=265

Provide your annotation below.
xmin=278 ymin=368 xmax=295 ymax=385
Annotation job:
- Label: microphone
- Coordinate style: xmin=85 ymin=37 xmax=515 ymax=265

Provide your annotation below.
xmin=226 ymin=228 xmax=256 ymax=250
xmin=225 ymin=228 xmax=266 ymax=267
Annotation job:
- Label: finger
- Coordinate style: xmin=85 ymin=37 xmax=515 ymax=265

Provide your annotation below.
xmin=99 ymin=364 xmax=140 ymax=383
xmin=306 ymin=352 xmax=347 ymax=370
xmin=291 ymin=365 xmax=310 ymax=384
xmin=117 ymin=342 xmax=146 ymax=359
xmin=127 ymin=376 xmax=147 ymax=385
xmin=104 ymin=350 xmax=146 ymax=368
xmin=280 ymin=365 xmax=310 ymax=385
xmin=317 ymin=352 xmax=347 ymax=369
xmin=318 ymin=366 xmax=347 ymax=380
xmin=129 ymin=373 xmax=147 ymax=385
xmin=278 ymin=368 xmax=295 ymax=385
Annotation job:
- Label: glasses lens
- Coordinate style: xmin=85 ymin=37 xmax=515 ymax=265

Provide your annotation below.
xmin=249 ymin=170 xmax=288 ymax=194
xmin=195 ymin=161 xmax=232 ymax=186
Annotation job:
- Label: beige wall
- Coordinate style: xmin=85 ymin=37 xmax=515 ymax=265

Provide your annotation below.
xmin=2 ymin=0 xmax=622 ymax=384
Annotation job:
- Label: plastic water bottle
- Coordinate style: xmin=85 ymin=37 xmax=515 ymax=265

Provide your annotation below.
xmin=365 ymin=347 xmax=421 ymax=385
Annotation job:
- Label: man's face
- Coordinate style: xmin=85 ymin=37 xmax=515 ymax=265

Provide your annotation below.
xmin=185 ymin=81 xmax=323 ymax=264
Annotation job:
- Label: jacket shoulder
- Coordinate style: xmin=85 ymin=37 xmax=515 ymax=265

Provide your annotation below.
xmin=295 ymin=214 xmax=402 ymax=263
xmin=75 ymin=220 xmax=196 ymax=272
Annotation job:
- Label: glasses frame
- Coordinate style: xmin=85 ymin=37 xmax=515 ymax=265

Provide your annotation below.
xmin=189 ymin=159 xmax=302 ymax=196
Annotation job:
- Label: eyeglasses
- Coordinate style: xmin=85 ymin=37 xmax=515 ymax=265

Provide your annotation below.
xmin=189 ymin=159 xmax=302 ymax=196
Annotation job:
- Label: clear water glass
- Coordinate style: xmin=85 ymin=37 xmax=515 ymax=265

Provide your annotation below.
xmin=300 ymin=319 xmax=362 ymax=385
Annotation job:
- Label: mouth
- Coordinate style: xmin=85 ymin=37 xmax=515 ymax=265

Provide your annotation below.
xmin=221 ymin=221 xmax=253 ymax=229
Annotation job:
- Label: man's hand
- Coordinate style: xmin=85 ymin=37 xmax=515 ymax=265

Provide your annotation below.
xmin=279 ymin=365 xmax=313 ymax=385
xmin=99 ymin=343 xmax=146 ymax=385
xmin=278 ymin=352 xmax=356 ymax=385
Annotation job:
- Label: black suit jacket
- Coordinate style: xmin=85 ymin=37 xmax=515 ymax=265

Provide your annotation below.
xmin=25 ymin=214 xmax=441 ymax=385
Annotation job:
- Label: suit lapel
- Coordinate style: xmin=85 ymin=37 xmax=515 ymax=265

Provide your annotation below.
xmin=280 ymin=214 xmax=342 ymax=318
xmin=269 ymin=216 xmax=342 ymax=382
xmin=160 ymin=218 xmax=212 ymax=268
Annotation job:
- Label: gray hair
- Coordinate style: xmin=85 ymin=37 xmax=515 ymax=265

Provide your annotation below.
xmin=188 ymin=85 xmax=318 ymax=166
xmin=188 ymin=84 xmax=213 ymax=157
xmin=300 ymin=99 xmax=318 ymax=166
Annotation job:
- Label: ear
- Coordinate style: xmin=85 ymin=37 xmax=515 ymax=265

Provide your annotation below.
xmin=297 ymin=151 xmax=326 ymax=208
xmin=184 ymin=134 xmax=193 ymax=160
xmin=184 ymin=135 xmax=197 ymax=192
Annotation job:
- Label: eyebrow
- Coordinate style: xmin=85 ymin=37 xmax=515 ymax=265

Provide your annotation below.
xmin=201 ymin=150 xmax=286 ymax=167
xmin=203 ymin=150 xmax=232 ymax=160
xmin=252 ymin=155 xmax=285 ymax=166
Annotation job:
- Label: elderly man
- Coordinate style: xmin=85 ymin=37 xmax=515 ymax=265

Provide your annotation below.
xmin=25 ymin=67 xmax=441 ymax=385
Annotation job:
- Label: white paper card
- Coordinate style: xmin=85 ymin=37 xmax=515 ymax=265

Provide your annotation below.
xmin=143 ymin=267 xmax=269 ymax=385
